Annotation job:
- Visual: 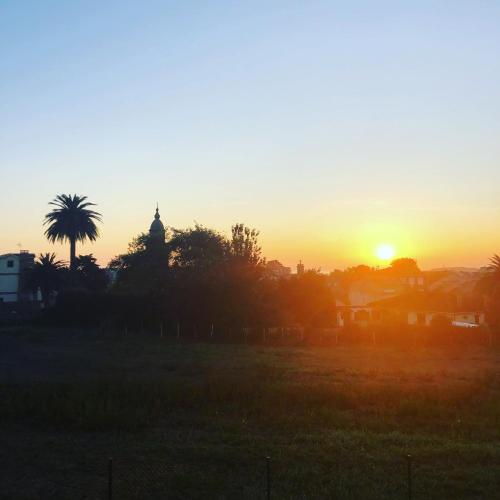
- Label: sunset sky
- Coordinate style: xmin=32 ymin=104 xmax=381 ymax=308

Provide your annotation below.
xmin=1 ymin=1 xmax=499 ymax=271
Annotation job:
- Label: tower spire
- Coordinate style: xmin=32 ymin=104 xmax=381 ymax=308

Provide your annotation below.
xmin=149 ymin=203 xmax=165 ymax=240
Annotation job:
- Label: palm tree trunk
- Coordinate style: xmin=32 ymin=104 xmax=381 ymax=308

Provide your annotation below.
xmin=70 ymin=237 xmax=76 ymax=271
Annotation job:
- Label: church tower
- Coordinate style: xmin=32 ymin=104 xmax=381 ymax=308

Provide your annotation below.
xmin=149 ymin=204 xmax=166 ymax=243
xmin=297 ymin=260 xmax=305 ymax=275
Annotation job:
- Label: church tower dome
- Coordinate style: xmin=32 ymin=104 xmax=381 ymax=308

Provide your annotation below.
xmin=149 ymin=204 xmax=165 ymax=240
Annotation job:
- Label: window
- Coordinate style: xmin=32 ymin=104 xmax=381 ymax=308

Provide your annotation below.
xmin=7 ymin=260 xmax=14 ymax=268
xmin=417 ymin=313 xmax=426 ymax=325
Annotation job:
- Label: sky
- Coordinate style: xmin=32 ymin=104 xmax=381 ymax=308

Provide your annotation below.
xmin=1 ymin=1 xmax=499 ymax=271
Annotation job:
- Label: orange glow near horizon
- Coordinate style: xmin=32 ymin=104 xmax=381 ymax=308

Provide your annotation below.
xmin=0 ymin=202 xmax=498 ymax=273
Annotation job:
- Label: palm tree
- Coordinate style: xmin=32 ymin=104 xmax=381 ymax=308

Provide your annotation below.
xmin=488 ymin=254 xmax=500 ymax=274
xmin=477 ymin=254 xmax=500 ymax=328
xmin=25 ymin=253 xmax=66 ymax=307
xmin=44 ymin=194 xmax=102 ymax=271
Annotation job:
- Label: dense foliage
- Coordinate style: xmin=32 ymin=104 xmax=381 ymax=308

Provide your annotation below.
xmin=106 ymin=223 xmax=337 ymax=333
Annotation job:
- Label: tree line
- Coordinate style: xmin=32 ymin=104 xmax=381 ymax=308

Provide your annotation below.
xmin=24 ymin=194 xmax=500 ymax=334
xmin=26 ymin=195 xmax=337 ymax=333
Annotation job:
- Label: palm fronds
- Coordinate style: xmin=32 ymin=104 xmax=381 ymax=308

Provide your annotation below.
xmin=44 ymin=194 xmax=102 ymax=244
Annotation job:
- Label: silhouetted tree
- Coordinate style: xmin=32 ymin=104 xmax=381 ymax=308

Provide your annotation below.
xmin=166 ymin=225 xmax=227 ymax=327
xmin=277 ymin=270 xmax=336 ymax=327
xmin=330 ymin=265 xmax=374 ymax=303
xmin=75 ymin=254 xmax=108 ymax=291
xmin=110 ymin=223 xmax=269 ymax=333
xmin=217 ymin=224 xmax=266 ymax=328
xmin=168 ymin=224 xmax=228 ymax=269
xmin=488 ymin=254 xmax=500 ymax=274
xmin=230 ymin=223 xmax=263 ymax=265
xmin=389 ymin=258 xmax=420 ymax=275
xmin=25 ymin=253 xmax=66 ymax=307
xmin=110 ymin=233 xmax=170 ymax=294
xmin=344 ymin=264 xmax=374 ymax=276
xmin=477 ymin=254 xmax=500 ymax=328
xmin=44 ymin=194 xmax=102 ymax=271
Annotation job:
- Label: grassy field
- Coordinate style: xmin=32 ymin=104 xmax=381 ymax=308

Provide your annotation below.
xmin=0 ymin=327 xmax=499 ymax=499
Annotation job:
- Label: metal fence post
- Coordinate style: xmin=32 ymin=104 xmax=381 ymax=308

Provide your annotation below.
xmin=108 ymin=457 xmax=113 ymax=500
xmin=266 ymin=456 xmax=271 ymax=500
xmin=406 ymin=454 xmax=413 ymax=500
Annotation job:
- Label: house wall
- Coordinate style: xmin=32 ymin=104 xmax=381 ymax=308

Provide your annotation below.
xmin=0 ymin=254 xmax=20 ymax=302
xmin=337 ymin=307 xmax=385 ymax=328
xmin=404 ymin=276 xmax=425 ymax=289
xmin=338 ymin=309 xmax=486 ymax=328
xmin=0 ymin=252 xmax=39 ymax=303
xmin=407 ymin=311 xmax=485 ymax=327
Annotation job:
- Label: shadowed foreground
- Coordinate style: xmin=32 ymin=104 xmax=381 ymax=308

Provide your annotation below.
xmin=0 ymin=327 xmax=499 ymax=499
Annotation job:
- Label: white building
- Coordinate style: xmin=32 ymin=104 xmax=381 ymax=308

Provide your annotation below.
xmin=0 ymin=251 xmax=39 ymax=303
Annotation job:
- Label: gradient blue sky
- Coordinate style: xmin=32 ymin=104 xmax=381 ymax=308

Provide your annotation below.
xmin=1 ymin=1 xmax=499 ymax=270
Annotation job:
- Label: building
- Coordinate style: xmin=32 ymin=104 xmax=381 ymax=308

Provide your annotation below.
xmin=425 ymin=268 xmax=485 ymax=310
xmin=370 ymin=292 xmax=486 ymax=328
xmin=297 ymin=260 xmax=305 ymax=275
xmin=335 ymin=290 xmax=486 ymax=329
xmin=146 ymin=205 xmax=169 ymax=261
xmin=149 ymin=204 xmax=166 ymax=242
xmin=406 ymin=310 xmax=485 ymax=328
xmin=345 ymin=274 xmax=424 ymax=307
xmin=0 ymin=251 xmax=39 ymax=303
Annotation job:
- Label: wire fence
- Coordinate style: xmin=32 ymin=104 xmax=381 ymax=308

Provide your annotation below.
xmin=3 ymin=454 xmax=421 ymax=500
xmin=4 ymin=449 xmax=499 ymax=499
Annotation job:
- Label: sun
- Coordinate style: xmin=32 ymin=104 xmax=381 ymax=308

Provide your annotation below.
xmin=376 ymin=244 xmax=395 ymax=261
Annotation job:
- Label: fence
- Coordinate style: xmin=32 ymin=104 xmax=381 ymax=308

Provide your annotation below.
xmin=3 ymin=454 xmax=420 ymax=500
xmin=105 ymin=455 xmax=416 ymax=500
xmin=96 ymin=322 xmax=500 ymax=352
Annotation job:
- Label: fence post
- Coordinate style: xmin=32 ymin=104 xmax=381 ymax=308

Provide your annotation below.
xmin=406 ymin=454 xmax=412 ymax=500
xmin=108 ymin=457 xmax=113 ymax=500
xmin=266 ymin=456 xmax=271 ymax=500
